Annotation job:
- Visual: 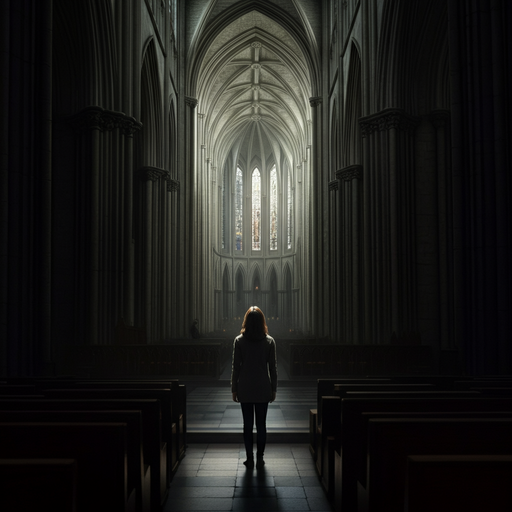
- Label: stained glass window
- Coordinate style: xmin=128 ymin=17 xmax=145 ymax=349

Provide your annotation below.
xmin=287 ymin=170 xmax=293 ymax=249
xmin=252 ymin=168 xmax=261 ymax=250
xmin=235 ymin=167 xmax=243 ymax=251
xmin=270 ymin=166 xmax=278 ymax=250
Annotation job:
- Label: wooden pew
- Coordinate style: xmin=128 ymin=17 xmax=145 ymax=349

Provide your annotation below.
xmin=0 ymin=422 xmax=134 ymax=512
xmin=359 ymin=418 xmax=512 ymax=512
xmin=0 ymin=398 xmax=167 ymax=512
xmin=405 ymin=455 xmax=512 ymax=512
xmin=336 ymin=396 xmax=512 ymax=512
xmin=0 ymin=458 xmax=77 ymax=512
xmin=315 ymin=386 xmax=473 ymax=497
xmin=42 ymin=387 xmax=177 ymax=481
xmin=65 ymin=380 xmax=187 ymax=462
xmin=0 ymin=410 xmax=150 ymax=512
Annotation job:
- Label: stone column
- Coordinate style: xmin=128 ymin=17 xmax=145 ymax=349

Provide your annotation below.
xmin=139 ymin=166 xmax=167 ymax=343
xmin=121 ymin=118 xmax=142 ymax=326
xmin=309 ymin=96 xmax=322 ymax=336
xmin=429 ymin=110 xmax=452 ymax=350
xmin=360 ymin=108 xmax=419 ymax=344
xmin=183 ymin=96 xmax=198 ymax=337
xmin=328 ymin=179 xmax=339 ymax=339
xmin=336 ymin=165 xmax=363 ymax=344
xmin=167 ymin=176 xmax=180 ymax=338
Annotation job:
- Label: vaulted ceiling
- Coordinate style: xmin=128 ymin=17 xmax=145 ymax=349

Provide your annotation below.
xmin=194 ymin=10 xmax=314 ymax=174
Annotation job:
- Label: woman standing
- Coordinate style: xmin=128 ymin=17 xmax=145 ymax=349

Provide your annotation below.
xmin=231 ymin=306 xmax=278 ymax=469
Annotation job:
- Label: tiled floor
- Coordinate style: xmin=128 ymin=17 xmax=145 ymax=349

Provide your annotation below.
xmin=163 ymin=443 xmax=333 ymax=512
xmin=186 ymin=384 xmax=316 ymax=434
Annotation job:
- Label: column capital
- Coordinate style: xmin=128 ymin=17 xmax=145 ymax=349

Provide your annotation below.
xmin=359 ymin=108 xmax=420 ymax=137
xmin=139 ymin=166 xmax=168 ymax=182
xmin=329 ymin=180 xmax=339 ymax=191
xmin=68 ymin=106 xmax=142 ymax=135
xmin=185 ymin=96 xmax=198 ymax=109
xmin=166 ymin=177 xmax=180 ymax=192
xmin=309 ymin=96 xmax=322 ymax=108
xmin=336 ymin=164 xmax=362 ymax=182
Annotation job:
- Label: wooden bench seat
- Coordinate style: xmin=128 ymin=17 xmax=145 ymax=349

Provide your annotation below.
xmin=359 ymin=418 xmax=512 ymax=512
xmin=42 ymin=387 xmax=177 ymax=480
xmin=0 ymin=422 xmax=134 ymax=512
xmin=405 ymin=455 xmax=512 ymax=512
xmin=0 ymin=398 xmax=166 ymax=512
xmin=0 ymin=410 xmax=150 ymax=512
xmin=316 ymin=388 xmax=479 ymax=498
xmin=0 ymin=458 xmax=77 ymax=512
xmin=68 ymin=380 xmax=187 ymax=462
xmin=336 ymin=396 xmax=512 ymax=512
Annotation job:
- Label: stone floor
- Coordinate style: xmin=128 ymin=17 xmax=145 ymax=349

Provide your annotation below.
xmin=186 ymin=383 xmax=316 ymax=436
xmin=163 ymin=443 xmax=333 ymax=512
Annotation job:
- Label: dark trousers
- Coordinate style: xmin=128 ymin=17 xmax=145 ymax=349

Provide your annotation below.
xmin=240 ymin=402 xmax=269 ymax=457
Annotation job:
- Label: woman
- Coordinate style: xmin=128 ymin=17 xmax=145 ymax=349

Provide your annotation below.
xmin=231 ymin=306 xmax=277 ymax=469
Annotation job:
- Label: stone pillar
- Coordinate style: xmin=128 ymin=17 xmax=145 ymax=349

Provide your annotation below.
xmin=360 ymin=108 xmax=419 ymax=344
xmin=336 ymin=165 xmax=363 ymax=344
xmin=309 ymin=96 xmax=323 ymax=336
xmin=448 ymin=0 xmax=512 ymax=374
xmin=183 ymin=96 xmax=198 ymax=336
xmin=121 ymin=118 xmax=142 ymax=326
xmin=167 ymin=176 xmax=180 ymax=338
xmin=329 ymin=179 xmax=339 ymax=339
xmin=429 ymin=110 xmax=452 ymax=350
xmin=138 ymin=166 xmax=167 ymax=343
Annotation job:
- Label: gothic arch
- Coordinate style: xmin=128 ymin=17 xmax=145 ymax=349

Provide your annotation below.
xmin=53 ymin=0 xmax=117 ymax=114
xmin=140 ymin=39 xmax=163 ymax=167
xmin=375 ymin=0 xmax=448 ymax=113
xmin=344 ymin=42 xmax=362 ymax=166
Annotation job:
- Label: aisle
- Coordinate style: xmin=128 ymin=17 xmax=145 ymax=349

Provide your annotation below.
xmin=163 ymin=443 xmax=333 ymax=512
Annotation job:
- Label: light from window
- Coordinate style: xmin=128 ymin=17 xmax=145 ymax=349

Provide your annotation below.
xmin=270 ymin=166 xmax=278 ymax=250
xmin=235 ymin=167 xmax=243 ymax=251
xmin=287 ymin=170 xmax=293 ymax=249
xmin=252 ymin=168 xmax=261 ymax=250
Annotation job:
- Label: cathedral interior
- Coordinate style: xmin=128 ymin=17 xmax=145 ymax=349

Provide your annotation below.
xmin=2 ymin=2 xmax=512 ymax=511
xmin=2 ymin=0 xmax=511 ymax=378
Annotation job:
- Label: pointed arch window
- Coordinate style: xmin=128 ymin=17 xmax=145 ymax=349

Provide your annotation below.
xmin=252 ymin=168 xmax=261 ymax=250
xmin=287 ymin=170 xmax=293 ymax=249
xmin=235 ymin=167 xmax=243 ymax=251
xmin=270 ymin=166 xmax=278 ymax=250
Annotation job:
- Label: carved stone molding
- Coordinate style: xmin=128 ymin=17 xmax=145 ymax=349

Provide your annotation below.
xmin=309 ymin=96 xmax=322 ymax=108
xmin=251 ymin=42 xmax=262 ymax=48
xmin=429 ymin=109 xmax=450 ymax=129
xmin=69 ymin=106 xmax=142 ymax=135
xmin=185 ymin=96 xmax=198 ymax=109
xmin=329 ymin=180 xmax=339 ymax=192
xmin=139 ymin=166 xmax=168 ymax=182
xmin=166 ymin=177 xmax=180 ymax=192
xmin=251 ymin=115 xmax=261 ymax=121
xmin=359 ymin=108 xmax=420 ymax=137
xmin=336 ymin=165 xmax=362 ymax=182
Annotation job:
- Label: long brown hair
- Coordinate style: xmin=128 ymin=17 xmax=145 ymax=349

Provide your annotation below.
xmin=240 ymin=306 xmax=268 ymax=338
